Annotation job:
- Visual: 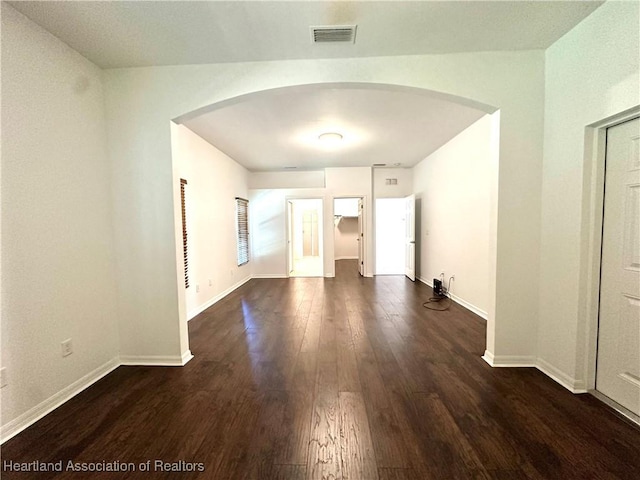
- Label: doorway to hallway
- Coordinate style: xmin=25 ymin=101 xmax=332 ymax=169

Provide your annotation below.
xmin=287 ymin=198 xmax=324 ymax=277
xmin=334 ymin=197 xmax=364 ymax=276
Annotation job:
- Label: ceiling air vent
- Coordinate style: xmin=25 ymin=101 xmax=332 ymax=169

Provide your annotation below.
xmin=310 ymin=25 xmax=357 ymax=44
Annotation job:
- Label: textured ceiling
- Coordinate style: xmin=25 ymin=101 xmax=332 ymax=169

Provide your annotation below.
xmin=180 ymin=84 xmax=489 ymax=171
xmin=7 ymin=1 xmax=601 ymax=171
xmin=9 ymin=1 xmax=602 ymax=68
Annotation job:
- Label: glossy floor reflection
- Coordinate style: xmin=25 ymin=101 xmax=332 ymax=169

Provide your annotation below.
xmin=3 ymin=260 xmax=640 ymax=479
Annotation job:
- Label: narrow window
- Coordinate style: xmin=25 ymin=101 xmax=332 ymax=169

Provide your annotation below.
xmin=180 ymin=179 xmax=189 ymax=288
xmin=236 ymin=197 xmax=249 ymax=266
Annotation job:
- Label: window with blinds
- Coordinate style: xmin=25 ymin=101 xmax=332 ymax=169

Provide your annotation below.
xmin=236 ymin=197 xmax=249 ymax=266
xmin=180 ymin=179 xmax=189 ymax=288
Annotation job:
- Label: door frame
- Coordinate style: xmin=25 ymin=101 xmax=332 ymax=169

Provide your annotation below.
xmin=404 ymin=194 xmax=416 ymax=281
xmin=285 ymin=196 xmax=324 ymax=278
xmin=332 ymin=195 xmax=368 ymax=276
xmin=580 ymin=106 xmax=640 ymax=406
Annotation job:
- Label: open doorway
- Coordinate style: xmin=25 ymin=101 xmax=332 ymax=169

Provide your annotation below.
xmin=374 ymin=194 xmax=415 ymax=279
xmin=334 ymin=197 xmax=363 ymax=276
xmin=375 ymin=198 xmax=406 ymax=275
xmin=287 ymin=198 xmax=324 ymax=277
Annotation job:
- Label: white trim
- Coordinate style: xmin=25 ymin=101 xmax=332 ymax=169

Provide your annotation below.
xmin=482 ymin=352 xmax=587 ymax=393
xmin=251 ymin=273 xmax=288 ymax=279
xmin=119 ymin=353 xmax=192 ymax=367
xmin=187 ymin=275 xmax=251 ymax=320
xmin=335 ymin=256 xmax=358 ymax=260
xmin=482 ymin=352 xmax=536 ymax=367
xmin=581 ymin=106 xmax=640 ymax=392
xmin=481 ymin=350 xmax=496 ymax=366
xmin=181 ymin=350 xmax=194 ymax=365
xmin=285 ymin=196 xmax=325 ymax=279
xmin=0 ymin=358 xmax=120 ymax=444
xmin=536 ymin=357 xmax=587 ymax=394
xmin=417 ymin=276 xmax=488 ymax=320
xmin=332 ymin=195 xmax=370 ymax=277
xmin=448 ymin=291 xmax=488 ymax=320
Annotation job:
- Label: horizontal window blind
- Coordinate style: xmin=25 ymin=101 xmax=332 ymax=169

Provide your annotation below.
xmin=236 ymin=197 xmax=249 ymax=266
xmin=180 ymin=179 xmax=189 ymax=288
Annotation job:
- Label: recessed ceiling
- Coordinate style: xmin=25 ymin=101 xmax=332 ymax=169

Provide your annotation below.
xmin=180 ymin=84 xmax=489 ymax=172
xmin=9 ymin=1 xmax=603 ymax=68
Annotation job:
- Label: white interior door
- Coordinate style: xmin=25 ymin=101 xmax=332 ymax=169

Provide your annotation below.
xmin=596 ymin=117 xmax=640 ymax=415
xmin=357 ymin=198 xmax=364 ymax=276
xmin=404 ymin=194 xmax=416 ymax=281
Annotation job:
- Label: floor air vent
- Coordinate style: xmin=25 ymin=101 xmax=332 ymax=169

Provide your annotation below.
xmin=310 ymin=25 xmax=357 ymax=43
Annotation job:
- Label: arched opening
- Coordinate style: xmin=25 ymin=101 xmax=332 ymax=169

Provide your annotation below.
xmin=170 ymin=82 xmax=500 ymax=361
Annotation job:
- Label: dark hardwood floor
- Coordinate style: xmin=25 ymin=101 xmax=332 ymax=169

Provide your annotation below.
xmin=3 ymin=259 xmax=640 ymax=479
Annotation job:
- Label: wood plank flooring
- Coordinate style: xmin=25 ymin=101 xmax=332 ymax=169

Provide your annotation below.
xmin=3 ymin=259 xmax=640 ymax=479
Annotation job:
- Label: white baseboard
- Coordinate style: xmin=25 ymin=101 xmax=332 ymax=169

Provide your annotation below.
xmin=417 ymin=276 xmax=488 ymax=320
xmin=0 ymin=357 xmax=120 ymax=444
xmin=187 ymin=276 xmax=252 ymax=320
xmin=1 ymin=349 xmax=195 ymax=445
xmin=181 ymin=350 xmax=194 ymax=365
xmin=536 ymin=357 xmax=587 ymax=393
xmin=119 ymin=350 xmax=193 ymax=367
xmin=251 ymin=273 xmax=288 ymax=279
xmin=448 ymin=291 xmax=488 ymax=320
xmin=335 ymin=256 xmax=358 ymax=260
xmin=482 ymin=351 xmax=536 ymax=367
xmin=482 ymin=351 xmax=587 ymax=394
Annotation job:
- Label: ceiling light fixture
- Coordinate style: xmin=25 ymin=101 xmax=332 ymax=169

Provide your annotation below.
xmin=318 ymin=132 xmax=343 ymax=145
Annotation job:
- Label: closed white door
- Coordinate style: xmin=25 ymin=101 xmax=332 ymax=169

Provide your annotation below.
xmin=596 ymin=117 xmax=640 ymax=415
xmin=358 ymin=198 xmax=364 ymax=276
xmin=404 ymin=194 xmax=416 ymax=281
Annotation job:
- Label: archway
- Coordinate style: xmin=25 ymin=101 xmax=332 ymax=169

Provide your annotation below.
xmin=170 ymin=81 xmax=500 ymax=361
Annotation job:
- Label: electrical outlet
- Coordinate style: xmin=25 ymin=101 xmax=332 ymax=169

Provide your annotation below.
xmin=208 ymin=279 xmax=212 ymax=287
xmin=196 ymin=284 xmax=200 ymax=293
xmin=0 ymin=367 xmax=7 ymax=388
xmin=61 ymin=339 xmax=73 ymax=357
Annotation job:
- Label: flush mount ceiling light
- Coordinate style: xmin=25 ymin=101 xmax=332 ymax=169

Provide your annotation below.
xmin=318 ymin=132 xmax=343 ymax=145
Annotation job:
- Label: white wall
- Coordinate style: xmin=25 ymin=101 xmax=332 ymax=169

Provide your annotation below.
xmin=3 ymin=0 xmax=635 ymax=440
xmin=1 ymin=4 xmax=119 ymax=437
xmin=335 ymin=217 xmax=359 ymax=260
xmin=413 ymin=115 xmax=493 ymax=318
xmin=325 ymin=167 xmax=373 ymax=276
xmin=250 ymin=188 xmax=325 ymax=277
xmin=373 ymin=168 xmax=413 ymax=198
xmin=539 ymin=0 xmax=640 ymax=389
xmin=372 ymin=168 xmax=413 ymax=274
xmin=170 ymin=125 xmax=251 ymax=320
xmin=249 ymin=170 xmax=325 ymax=189
xmin=334 ymin=198 xmax=359 ymax=217
xmin=102 ymin=47 xmax=544 ymax=377
xmin=249 ymin=167 xmax=373 ymax=278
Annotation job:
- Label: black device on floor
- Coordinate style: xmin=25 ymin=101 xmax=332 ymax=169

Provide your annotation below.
xmin=433 ymin=278 xmax=445 ymax=297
